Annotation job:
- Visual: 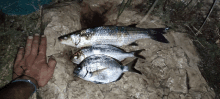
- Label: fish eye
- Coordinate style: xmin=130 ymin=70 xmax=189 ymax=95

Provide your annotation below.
xmin=77 ymin=67 xmax=81 ymax=70
xmin=74 ymin=56 xmax=77 ymax=59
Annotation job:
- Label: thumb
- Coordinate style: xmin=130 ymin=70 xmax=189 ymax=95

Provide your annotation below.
xmin=48 ymin=57 xmax=57 ymax=70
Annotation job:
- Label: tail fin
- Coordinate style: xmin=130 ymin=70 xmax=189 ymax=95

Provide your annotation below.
xmin=148 ymin=28 xmax=169 ymax=43
xmin=128 ymin=42 xmax=138 ymax=46
xmin=123 ymin=58 xmax=142 ymax=74
xmin=132 ymin=49 xmax=145 ymax=59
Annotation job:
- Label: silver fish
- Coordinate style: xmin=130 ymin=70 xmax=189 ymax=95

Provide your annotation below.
xmin=71 ymin=44 xmax=145 ymax=64
xmin=58 ymin=26 xmax=169 ymax=48
xmin=73 ymin=54 xmax=141 ymax=84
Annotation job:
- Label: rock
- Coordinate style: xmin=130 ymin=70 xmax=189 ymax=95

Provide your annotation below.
xmin=32 ymin=0 xmax=215 ymax=99
xmin=42 ymin=1 xmax=81 ymax=56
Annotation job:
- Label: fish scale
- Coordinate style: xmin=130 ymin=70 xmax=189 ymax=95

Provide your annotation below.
xmin=71 ymin=44 xmax=145 ymax=64
xmin=59 ymin=26 xmax=169 ymax=84
xmin=58 ymin=26 xmax=169 ymax=48
xmin=87 ymin=27 xmax=145 ymax=46
xmin=74 ymin=55 xmax=141 ymax=84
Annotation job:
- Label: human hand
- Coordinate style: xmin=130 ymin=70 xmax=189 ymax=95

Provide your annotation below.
xmin=13 ymin=34 xmax=57 ymax=87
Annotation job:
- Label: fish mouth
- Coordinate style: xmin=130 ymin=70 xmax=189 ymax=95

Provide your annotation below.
xmin=58 ymin=30 xmax=81 ymax=41
xmin=73 ymin=73 xmax=78 ymax=77
xmin=58 ymin=37 xmax=62 ymax=41
xmin=78 ymin=51 xmax=85 ymax=59
xmin=73 ymin=70 xmax=80 ymax=75
xmin=71 ymin=51 xmax=85 ymax=64
xmin=58 ymin=35 xmax=77 ymax=47
xmin=58 ymin=35 xmax=69 ymax=41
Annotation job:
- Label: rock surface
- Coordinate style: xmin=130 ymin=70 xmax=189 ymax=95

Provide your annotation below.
xmin=31 ymin=0 xmax=215 ymax=99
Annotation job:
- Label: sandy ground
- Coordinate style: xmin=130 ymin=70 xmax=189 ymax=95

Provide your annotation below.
xmin=29 ymin=0 xmax=215 ymax=99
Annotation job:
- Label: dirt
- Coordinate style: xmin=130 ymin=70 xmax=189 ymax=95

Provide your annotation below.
xmin=26 ymin=0 xmax=216 ymax=99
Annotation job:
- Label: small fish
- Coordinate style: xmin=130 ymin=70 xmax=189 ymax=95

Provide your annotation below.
xmin=73 ymin=55 xmax=141 ymax=84
xmin=71 ymin=44 xmax=145 ymax=64
xmin=58 ymin=26 xmax=169 ymax=48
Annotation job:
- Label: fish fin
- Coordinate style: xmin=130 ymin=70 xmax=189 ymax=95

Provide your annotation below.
xmin=132 ymin=49 xmax=145 ymax=59
xmin=124 ymin=58 xmax=142 ymax=74
xmin=151 ymin=28 xmax=169 ymax=34
xmin=93 ymin=81 xmax=105 ymax=84
xmin=128 ymin=24 xmax=137 ymax=27
xmin=128 ymin=42 xmax=138 ymax=46
xmin=148 ymin=28 xmax=169 ymax=43
xmin=114 ymin=73 xmax=124 ymax=82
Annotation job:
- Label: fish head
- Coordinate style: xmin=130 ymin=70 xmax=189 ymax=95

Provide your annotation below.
xmin=58 ymin=34 xmax=80 ymax=47
xmin=73 ymin=66 xmax=88 ymax=78
xmin=71 ymin=51 xmax=85 ymax=64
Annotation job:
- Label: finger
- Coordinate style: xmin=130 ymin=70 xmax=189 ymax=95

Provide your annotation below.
xmin=38 ymin=35 xmax=47 ymax=63
xmin=24 ymin=36 xmax=33 ymax=58
xmin=14 ymin=47 xmax=24 ymax=66
xmin=48 ymin=57 xmax=57 ymax=70
xmin=30 ymin=34 xmax=40 ymax=57
xmin=18 ymin=59 xmax=26 ymax=69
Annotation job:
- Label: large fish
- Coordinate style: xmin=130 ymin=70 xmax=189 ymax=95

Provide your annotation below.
xmin=58 ymin=26 xmax=169 ymax=48
xmin=73 ymin=54 xmax=141 ymax=84
xmin=71 ymin=44 xmax=145 ymax=64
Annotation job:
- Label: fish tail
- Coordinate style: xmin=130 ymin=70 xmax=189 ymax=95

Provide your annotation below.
xmin=124 ymin=58 xmax=142 ymax=74
xmin=131 ymin=49 xmax=145 ymax=59
xmin=147 ymin=28 xmax=169 ymax=43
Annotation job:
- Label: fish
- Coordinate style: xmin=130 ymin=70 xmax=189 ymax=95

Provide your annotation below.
xmin=73 ymin=54 xmax=141 ymax=84
xmin=71 ymin=44 xmax=145 ymax=64
xmin=58 ymin=26 xmax=169 ymax=48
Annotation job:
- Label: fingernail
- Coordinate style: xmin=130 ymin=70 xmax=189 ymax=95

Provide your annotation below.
xmin=41 ymin=35 xmax=45 ymax=37
xmin=27 ymin=43 xmax=31 ymax=46
xmin=49 ymin=55 xmax=55 ymax=60
xmin=28 ymin=36 xmax=33 ymax=39
xmin=35 ymin=33 xmax=39 ymax=36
